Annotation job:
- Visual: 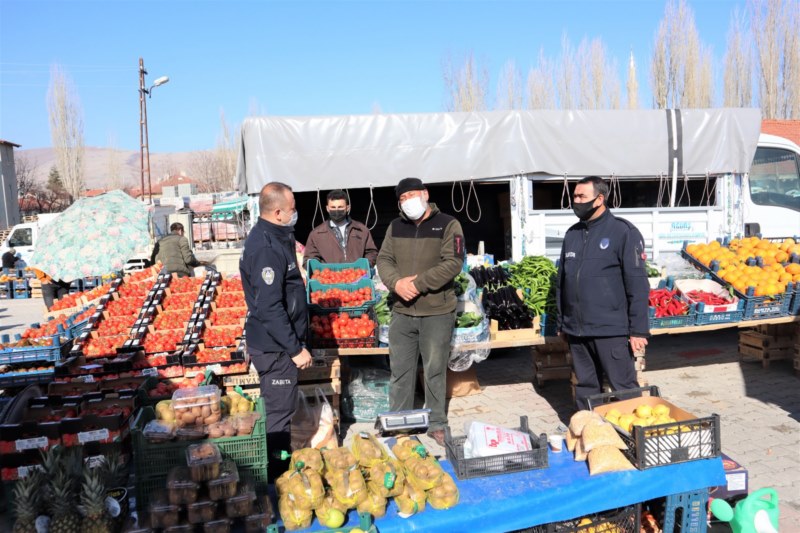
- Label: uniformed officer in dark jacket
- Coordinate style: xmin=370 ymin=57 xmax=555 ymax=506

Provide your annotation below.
xmin=240 ymin=182 xmax=312 ymax=480
xmin=556 ymin=176 xmax=650 ymax=410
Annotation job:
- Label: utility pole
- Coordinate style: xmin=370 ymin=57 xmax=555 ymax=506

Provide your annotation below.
xmin=138 ymin=58 xmax=152 ymax=203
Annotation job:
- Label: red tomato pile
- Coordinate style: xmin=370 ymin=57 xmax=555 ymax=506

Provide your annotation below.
xmin=144 ymin=330 xmax=183 ymax=354
xmin=148 ymin=380 xmax=178 ymax=398
xmin=21 ymin=317 xmax=69 ymax=339
xmin=83 ymin=284 xmax=111 ymax=302
xmin=185 ymin=361 xmax=247 ymax=376
xmin=311 ymin=268 xmax=367 ymax=284
xmin=96 ymin=316 xmax=136 ymax=336
xmin=106 ymin=297 xmax=145 ymax=317
xmin=118 ymin=281 xmax=151 ymax=299
xmin=202 ymin=327 xmax=240 ymax=348
xmin=216 ymin=292 xmax=246 ymax=308
xmin=170 ymin=277 xmax=204 ymax=293
xmin=50 ymin=292 xmax=83 ymax=311
xmin=309 ymin=312 xmax=376 ymax=348
xmin=154 ymin=309 xmax=192 ymax=329
xmin=194 ymin=348 xmax=234 ymax=363
xmin=209 ymin=308 xmax=247 ymax=326
xmin=649 ymin=288 xmax=689 ymax=318
xmin=84 ymin=334 xmax=128 ymax=358
xmin=82 ymin=404 xmax=133 ymax=418
xmin=220 ymin=278 xmax=243 ymax=292
xmin=310 ymin=286 xmax=372 ymax=308
xmin=163 ymin=293 xmax=197 ymax=310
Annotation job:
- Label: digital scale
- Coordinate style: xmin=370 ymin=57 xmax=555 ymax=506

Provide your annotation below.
xmin=374 ymin=408 xmax=431 ymax=436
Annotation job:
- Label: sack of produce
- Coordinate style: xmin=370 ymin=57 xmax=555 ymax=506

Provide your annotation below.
xmin=278 ymin=495 xmax=313 ymax=531
xmin=367 ymin=457 xmax=405 ymax=498
xmin=392 ymin=436 xmax=428 ymax=463
xmin=449 ymin=294 xmax=490 ymax=371
xmin=404 ymin=456 xmax=444 ymax=491
xmin=568 ymin=410 xmax=605 ymax=436
xmin=314 ymin=492 xmax=347 ymax=529
xmin=394 ymin=480 xmax=427 ymax=517
xmin=290 ymin=448 xmax=324 ymax=474
xmin=427 ymin=472 xmax=460 ymax=510
xmin=582 ymin=421 xmax=627 ymax=451
xmin=462 ymin=421 xmax=532 ymax=459
xmin=565 ymin=428 xmax=579 ymax=452
xmin=323 ymin=447 xmax=358 ymax=474
xmin=351 ymin=432 xmax=388 ymax=468
xmin=587 ymin=445 xmax=635 ymax=475
xmin=357 ymin=486 xmax=388 ymax=518
xmin=284 ymin=469 xmax=325 ymax=511
xmin=574 ymin=437 xmax=589 ymax=462
xmin=326 ymin=466 xmax=368 ymax=508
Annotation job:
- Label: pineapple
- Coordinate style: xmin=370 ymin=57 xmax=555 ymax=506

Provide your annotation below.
xmin=48 ymin=468 xmax=80 ymax=533
xmin=100 ymin=450 xmax=129 ymax=488
xmin=80 ymin=468 xmax=113 ymax=533
xmin=12 ymin=472 xmax=42 ymax=533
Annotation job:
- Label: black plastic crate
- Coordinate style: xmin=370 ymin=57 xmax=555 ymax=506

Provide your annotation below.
xmin=515 ymin=504 xmax=641 ymax=533
xmin=444 ymin=415 xmax=548 ymax=480
xmin=588 ymin=386 xmax=721 ymax=470
xmin=308 ymin=307 xmax=378 ymax=349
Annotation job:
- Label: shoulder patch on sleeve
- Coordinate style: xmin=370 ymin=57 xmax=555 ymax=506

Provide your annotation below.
xmin=261 ymin=267 xmax=275 ymax=285
xmin=454 ymin=234 xmax=465 ymax=256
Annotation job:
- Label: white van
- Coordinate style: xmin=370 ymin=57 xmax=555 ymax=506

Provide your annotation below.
xmin=0 ymin=213 xmax=62 ymax=266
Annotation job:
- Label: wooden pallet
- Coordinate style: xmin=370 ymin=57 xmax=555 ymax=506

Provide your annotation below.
xmin=739 ymin=330 xmax=795 ymax=350
xmin=753 ymin=323 xmax=798 ymax=337
xmin=533 ymin=350 xmax=571 ymax=368
xmin=739 ymin=343 xmax=793 ymax=368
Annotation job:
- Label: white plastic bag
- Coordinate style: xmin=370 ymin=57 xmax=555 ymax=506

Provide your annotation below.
xmin=291 ymin=388 xmax=338 ymax=450
xmin=462 ymin=421 xmax=532 ymax=459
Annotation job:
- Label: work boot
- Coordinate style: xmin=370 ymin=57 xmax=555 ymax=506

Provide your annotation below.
xmin=426 ymin=429 xmax=445 ymax=447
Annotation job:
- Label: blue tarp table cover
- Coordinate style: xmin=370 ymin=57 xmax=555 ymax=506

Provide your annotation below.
xmin=290 ymin=448 xmax=725 ymax=532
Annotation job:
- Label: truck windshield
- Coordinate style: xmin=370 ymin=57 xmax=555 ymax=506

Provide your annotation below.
xmin=749 ymin=147 xmax=800 ymax=212
xmin=9 ymin=227 xmax=33 ymax=247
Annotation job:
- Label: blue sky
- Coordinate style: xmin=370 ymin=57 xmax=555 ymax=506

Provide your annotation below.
xmin=1 ymin=0 xmax=743 ymax=153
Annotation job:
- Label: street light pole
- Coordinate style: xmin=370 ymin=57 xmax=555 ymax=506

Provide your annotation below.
xmin=138 ymin=58 xmax=169 ymax=204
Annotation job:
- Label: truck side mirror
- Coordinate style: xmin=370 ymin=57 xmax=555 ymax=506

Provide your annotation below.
xmin=744 ymin=223 xmax=760 ymax=237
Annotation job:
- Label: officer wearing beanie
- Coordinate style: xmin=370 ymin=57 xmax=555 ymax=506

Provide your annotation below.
xmin=556 ymin=176 xmax=650 ymax=410
xmin=376 ymin=177 xmax=465 ymax=446
xmin=303 ymin=189 xmax=379 ymax=267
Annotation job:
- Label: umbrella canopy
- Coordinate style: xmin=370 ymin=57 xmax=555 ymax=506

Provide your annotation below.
xmin=30 ymin=190 xmax=152 ymax=281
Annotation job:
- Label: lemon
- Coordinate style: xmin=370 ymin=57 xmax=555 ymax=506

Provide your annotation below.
xmin=635 ymin=404 xmax=653 ymax=419
xmin=653 ymin=404 xmax=670 ymax=417
xmin=606 ymin=408 xmax=622 ymax=419
xmin=324 ymin=509 xmax=345 ymax=529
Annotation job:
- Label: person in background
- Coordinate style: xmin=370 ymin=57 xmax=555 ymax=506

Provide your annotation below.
xmin=240 ymin=182 xmax=313 ymax=479
xmin=377 ymin=177 xmax=465 ymax=446
xmin=556 ymin=176 xmax=650 ymax=410
xmin=303 ymin=189 xmax=378 ymax=267
xmin=150 ymin=222 xmax=204 ymax=277
xmin=2 ymin=248 xmax=17 ymax=270
xmin=32 ymin=268 xmax=71 ymax=311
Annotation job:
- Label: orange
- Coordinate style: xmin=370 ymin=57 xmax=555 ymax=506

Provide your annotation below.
xmin=786 ymin=263 xmax=800 ymax=275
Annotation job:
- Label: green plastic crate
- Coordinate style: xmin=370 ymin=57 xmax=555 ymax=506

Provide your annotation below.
xmin=131 ymin=398 xmax=267 ymax=509
xmin=307 ymin=277 xmax=377 ymax=312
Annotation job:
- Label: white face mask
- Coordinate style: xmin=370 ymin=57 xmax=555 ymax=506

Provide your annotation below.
xmin=401 ymin=196 xmax=427 ymax=220
xmin=283 ymin=209 xmax=298 ymax=227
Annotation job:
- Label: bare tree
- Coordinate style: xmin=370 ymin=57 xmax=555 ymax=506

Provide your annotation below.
xmin=723 ymin=8 xmax=754 ymax=108
xmin=442 ymin=52 xmax=489 ymax=112
xmin=14 ymin=152 xmax=39 ymax=199
xmin=556 ymin=33 xmax=577 ymax=109
xmin=526 ymin=49 xmax=556 ymax=109
xmin=751 ymin=0 xmax=800 ymax=118
xmin=188 ymin=150 xmax=228 ymax=193
xmin=627 ymin=51 xmax=640 ymax=109
xmin=47 ymin=65 xmax=84 ymax=201
xmin=216 ymin=109 xmax=237 ymax=191
xmin=651 ymin=0 xmax=713 ymax=108
xmin=576 ymin=38 xmax=620 ymax=109
xmin=495 ymin=60 xmax=523 ymax=110
xmin=106 ymin=134 xmax=126 ymax=191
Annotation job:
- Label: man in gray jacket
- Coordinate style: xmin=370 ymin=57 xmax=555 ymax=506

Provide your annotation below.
xmin=377 ymin=177 xmax=465 ymax=446
xmin=151 ymin=222 xmax=203 ymax=277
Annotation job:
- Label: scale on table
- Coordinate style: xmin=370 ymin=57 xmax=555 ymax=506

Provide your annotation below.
xmin=374 ymin=408 xmax=431 ymax=436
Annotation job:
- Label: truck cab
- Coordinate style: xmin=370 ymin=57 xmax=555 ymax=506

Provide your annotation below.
xmin=1 ymin=213 xmax=62 ymax=266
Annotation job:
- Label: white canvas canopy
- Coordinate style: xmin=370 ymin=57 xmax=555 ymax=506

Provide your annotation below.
xmin=235 ymin=108 xmax=762 ymax=194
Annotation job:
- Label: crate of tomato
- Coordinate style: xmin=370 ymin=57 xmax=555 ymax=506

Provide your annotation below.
xmin=307 ymin=258 xmax=371 ymax=284
xmin=307 ymin=278 xmax=377 ymax=312
xmin=308 ymin=308 xmax=379 ymax=349
xmin=648 ymin=280 xmax=694 ymax=329
xmin=674 ymin=278 xmax=744 ymax=325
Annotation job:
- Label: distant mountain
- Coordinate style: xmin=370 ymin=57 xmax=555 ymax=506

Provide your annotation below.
xmin=16 ymin=146 xmax=204 ymax=190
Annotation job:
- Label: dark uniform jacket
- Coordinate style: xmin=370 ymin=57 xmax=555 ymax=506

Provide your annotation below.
xmin=376 ymin=204 xmax=465 ymax=317
xmin=556 ymin=209 xmax=650 ymax=338
xmin=151 ymin=234 xmax=199 ymax=277
xmin=303 ymin=219 xmax=378 ymax=267
xmin=240 ymin=218 xmax=307 ymax=356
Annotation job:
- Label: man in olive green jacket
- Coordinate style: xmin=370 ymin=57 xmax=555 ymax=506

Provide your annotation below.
xmin=377 ymin=177 xmax=465 ymax=446
xmin=151 ymin=222 xmax=203 ymax=277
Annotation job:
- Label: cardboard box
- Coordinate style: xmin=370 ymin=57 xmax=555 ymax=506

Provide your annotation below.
xmin=709 ymin=452 xmax=748 ymax=500
xmin=447 ymin=367 xmax=481 ymax=398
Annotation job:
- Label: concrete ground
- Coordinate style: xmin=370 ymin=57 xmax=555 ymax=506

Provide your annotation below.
xmin=2 ymin=297 xmax=798 ymax=530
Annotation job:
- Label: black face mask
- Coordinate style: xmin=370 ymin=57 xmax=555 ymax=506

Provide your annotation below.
xmin=572 ymin=196 xmax=600 ymax=221
xmin=329 ymin=209 xmax=348 ymax=223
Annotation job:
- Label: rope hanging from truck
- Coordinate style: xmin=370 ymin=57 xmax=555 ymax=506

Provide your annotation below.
xmin=451 ymin=181 xmax=465 ymax=213
xmin=677 ymin=173 xmax=691 ymax=206
xmin=465 ymin=179 xmax=482 ymax=223
xmin=700 ymin=172 xmax=716 ymax=206
xmin=609 ymin=174 xmax=622 ymax=208
xmin=364 ymin=184 xmax=378 ymax=231
xmin=560 ymin=174 xmax=571 ymax=209
xmin=311 ymin=188 xmax=326 ymax=230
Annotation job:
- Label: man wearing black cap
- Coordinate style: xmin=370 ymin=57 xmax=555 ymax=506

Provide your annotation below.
xmin=377 ymin=177 xmax=465 ymax=446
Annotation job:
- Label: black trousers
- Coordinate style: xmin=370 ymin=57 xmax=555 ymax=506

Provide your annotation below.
xmin=249 ymin=348 xmax=299 ymax=482
xmin=568 ymin=335 xmax=639 ymax=410
xmin=41 ymin=281 xmax=71 ymax=311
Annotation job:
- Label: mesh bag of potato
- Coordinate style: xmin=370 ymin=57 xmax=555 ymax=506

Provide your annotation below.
xmin=357 ymin=486 xmax=388 ymax=518
xmin=427 ymin=472 xmax=460 ymax=510
xmin=290 ymin=448 xmax=324 ymax=474
xmin=325 ymin=466 xmax=369 ymax=508
xmin=404 ymin=456 xmax=444 ymax=491
xmin=367 ymin=458 xmax=405 ymax=498
xmin=392 ymin=436 xmax=429 ymax=462
xmin=278 ymin=495 xmax=313 ymax=531
xmin=394 ymin=479 xmax=427 ymax=517
xmin=283 ymin=469 xmax=325 ymax=511
xmin=323 ymin=447 xmax=359 ymax=475
xmin=352 ymin=432 xmax=389 ymax=468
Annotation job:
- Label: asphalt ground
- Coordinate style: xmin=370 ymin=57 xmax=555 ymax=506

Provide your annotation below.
xmin=1 ymin=297 xmax=797 ymax=531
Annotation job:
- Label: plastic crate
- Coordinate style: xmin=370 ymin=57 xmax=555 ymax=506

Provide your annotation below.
xmin=788 ymin=282 xmax=800 ymax=315
xmin=662 ymin=488 xmax=709 ymax=533
xmin=444 ymin=415 xmax=548 ymax=480
xmin=131 ymin=397 xmax=267 ymax=491
xmin=680 ymin=242 xmax=713 ymax=274
xmin=0 ymin=368 xmax=54 ymax=387
xmin=306 ymin=258 xmax=371 ymax=284
xmin=307 ymin=277 xmax=377 ymax=312
xmin=648 ymin=307 xmax=694 ymax=329
xmin=539 ymin=313 xmax=557 ymax=337
xmin=518 ymin=504 xmax=641 ymax=533
xmin=308 ymin=307 xmax=379 ymax=349
xmin=734 ymin=285 xmax=792 ymax=320
xmin=588 ymin=386 xmax=721 ymax=470
xmin=0 ymin=336 xmax=71 ymax=365
xmin=694 ymin=308 xmax=744 ymax=326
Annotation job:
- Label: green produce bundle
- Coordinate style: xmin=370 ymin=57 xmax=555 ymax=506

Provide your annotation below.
xmin=508 ymin=256 xmax=558 ymax=317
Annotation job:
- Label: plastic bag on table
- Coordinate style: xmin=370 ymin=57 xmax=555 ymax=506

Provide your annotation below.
xmin=290 ymin=388 xmax=338 ymax=451
xmin=455 ymin=271 xmax=477 ymax=302
xmin=448 ymin=318 xmax=490 ymax=372
xmin=342 ymin=368 xmax=390 ymax=422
